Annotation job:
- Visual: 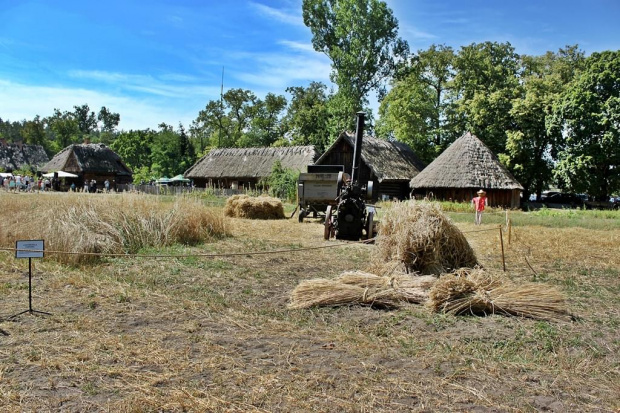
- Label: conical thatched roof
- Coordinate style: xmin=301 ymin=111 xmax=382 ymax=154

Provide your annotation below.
xmin=0 ymin=141 xmax=49 ymax=171
xmin=410 ymin=132 xmax=523 ymax=190
xmin=185 ymin=146 xmax=318 ymax=179
xmin=316 ymin=132 xmax=426 ymax=182
xmin=41 ymin=143 xmax=132 ymax=176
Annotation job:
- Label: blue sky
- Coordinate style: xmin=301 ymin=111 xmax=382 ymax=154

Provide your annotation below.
xmin=1 ymin=0 xmax=618 ymax=131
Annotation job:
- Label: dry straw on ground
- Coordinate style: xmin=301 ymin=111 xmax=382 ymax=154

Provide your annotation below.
xmin=288 ymin=271 xmax=435 ymax=309
xmin=224 ymin=194 xmax=285 ymax=220
xmin=429 ymin=268 xmax=571 ymax=321
xmin=369 ymin=201 xmax=478 ymax=275
xmin=0 ymin=193 xmax=229 ymax=265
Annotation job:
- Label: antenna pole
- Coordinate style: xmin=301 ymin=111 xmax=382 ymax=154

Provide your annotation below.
xmin=219 ymin=66 xmax=224 ymax=147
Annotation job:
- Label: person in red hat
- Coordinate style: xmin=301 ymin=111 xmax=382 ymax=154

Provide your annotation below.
xmin=472 ymin=189 xmax=488 ymax=225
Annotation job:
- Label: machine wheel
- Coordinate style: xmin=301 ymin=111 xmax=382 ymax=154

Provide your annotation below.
xmin=324 ymin=205 xmax=333 ymax=240
xmin=365 ymin=211 xmax=374 ymax=240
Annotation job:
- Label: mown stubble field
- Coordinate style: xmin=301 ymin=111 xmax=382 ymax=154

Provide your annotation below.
xmin=1 ymin=193 xmax=619 ymax=412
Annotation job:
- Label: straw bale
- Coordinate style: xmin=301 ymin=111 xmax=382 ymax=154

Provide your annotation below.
xmin=224 ymin=194 xmax=285 ymax=220
xmin=369 ymin=201 xmax=477 ymax=275
xmin=428 ymin=268 xmax=571 ymax=321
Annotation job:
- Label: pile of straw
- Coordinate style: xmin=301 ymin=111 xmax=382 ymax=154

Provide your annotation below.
xmin=369 ymin=201 xmax=477 ymax=275
xmin=224 ymin=194 xmax=285 ymax=220
xmin=428 ymin=268 xmax=571 ymax=321
xmin=287 ymin=271 xmax=436 ymax=309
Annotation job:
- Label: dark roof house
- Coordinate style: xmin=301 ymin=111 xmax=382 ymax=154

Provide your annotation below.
xmin=409 ymin=132 xmax=523 ymax=207
xmin=0 ymin=140 xmax=49 ymax=171
xmin=184 ymin=146 xmax=319 ymax=189
xmin=314 ymin=132 xmax=426 ymax=200
xmin=41 ymin=143 xmax=133 ymax=186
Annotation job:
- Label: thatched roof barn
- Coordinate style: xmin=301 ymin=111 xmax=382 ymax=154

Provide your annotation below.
xmin=0 ymin=140 xmax=49 ymax=171
xmin=41 ymin=143 xmax=133 ymax=188
xmin=409 ymin=132 xmax=523 ymax=208
xmin=185 ymin=146 xmax=318 ymax=189
xmin=315 ymin=132 xmax=426 ymax=200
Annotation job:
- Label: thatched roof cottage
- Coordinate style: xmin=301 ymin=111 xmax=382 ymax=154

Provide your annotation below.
xmin=315 ymin=132 xmax=426 ymax=200
xmin=184 ymin=146 xmax=318 ymax=189
xmin=0 ymin=140 xmax=49 ymax=172
xmin=41 ymin=143 xmax=133 ymax=188
xmin=409 ymin=132 xmax=523 ymax=208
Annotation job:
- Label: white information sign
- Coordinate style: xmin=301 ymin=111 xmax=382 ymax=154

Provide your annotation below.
xmin=16 ymin=240 xmax=44 ymax=259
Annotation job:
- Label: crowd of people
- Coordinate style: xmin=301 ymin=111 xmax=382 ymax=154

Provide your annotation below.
xmin=1 ymin=174 xmax=114 ymax=193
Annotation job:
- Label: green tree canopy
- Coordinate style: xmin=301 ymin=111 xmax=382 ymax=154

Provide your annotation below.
xmin=302 ymin=0 xmax=408 ymax=129
xmin=550 ymin=50 xmax=620 ymax=200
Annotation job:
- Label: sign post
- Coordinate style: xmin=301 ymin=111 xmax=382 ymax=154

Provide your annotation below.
xmin=9 ymin=240 xmax=51 ymax=319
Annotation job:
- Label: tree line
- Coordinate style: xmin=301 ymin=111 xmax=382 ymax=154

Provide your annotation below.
xmin=1 ymin=0 xmax=618 ymax=200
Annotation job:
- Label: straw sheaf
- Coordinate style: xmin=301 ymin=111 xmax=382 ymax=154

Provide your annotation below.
xmin=224 ymin=194 xmax=285 ymax=220
xmin=185 ymin=146 xmax=318 ymax=179
xmin=287 ymin=271 xmax=436 ymax=309
xmin=410 ymin=132 xmax=523 ymax=190
xmin=429 ymin=268 xmax=571 ymax=321
xmin=369 ymin=201 xmax=478 ymax=275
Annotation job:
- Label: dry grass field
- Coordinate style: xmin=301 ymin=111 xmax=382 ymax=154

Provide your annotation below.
xmin=0 ymin=192 xmax=618 ymax=412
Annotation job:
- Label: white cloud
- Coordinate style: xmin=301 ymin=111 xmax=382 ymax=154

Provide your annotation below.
xmin=0 ymin=79 xmax=203 ymax=130
xmin=248 ymin=2 xmax=304 ymax=26
xmin=278 ymin=40 xmax=316 ymax=53
xmin=68 ymin=70 xmax=220 ymax=99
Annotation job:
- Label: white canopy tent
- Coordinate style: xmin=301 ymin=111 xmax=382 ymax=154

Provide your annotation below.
xmin=42 ymin=171 xmax=79 ymax=178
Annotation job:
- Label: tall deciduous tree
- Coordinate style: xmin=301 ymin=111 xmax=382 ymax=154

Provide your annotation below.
xmin=283 ymin=82 xmax=331 ymax=151
xmin=550 ymin=50 xmax=620 ymax=200
xmin=73 ymin=104 xmax=98 ymax=137
xmin=302 ymin=0 xmax=408 ymax=133
xmin=453 ymin=41 xmax=520 ymax=155
xmin=502 ymin=46 xmax=585 ymax=201
xmin=377 ymin=44 xmax=459 ymax=163
xmin=47 ymin=109 xmax=80 ymax=152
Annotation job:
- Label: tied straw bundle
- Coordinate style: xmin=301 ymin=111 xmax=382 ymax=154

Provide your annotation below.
xmin=287 ymin=271 xmax=435 ymax=309
xmin=429 ymin=268 xmax=571 ymax=321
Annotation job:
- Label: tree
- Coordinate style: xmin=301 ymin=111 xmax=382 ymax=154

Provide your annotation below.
xmin=377 ymin=44 xmax=459 ymax=162
xmin=111 ymin=129 xmax=155 ymax=171
xmin=224 ymin=88 xmax=257 ymax=147
xmin=502 ymin=46 xmax=585 ymax=201
xmin=20 ymin=115 xmax=47 ymax=146
xmin=47 ymin=109 xmax=80 ymax=152
xmin=302 ymin=0 xmax=408 ymax=128
xmin=177 ymin=123 xmax=196 ymax=173
xmin=243 ymin=93 xmax=287 ymax=147
xmin=550 ymin=50 xmax=620 ymax=200
xmin=192 ymin=100 xmax=229 ymax=151
xmin=453 ymin=41 xmax=520 ymax=155
xmin=73 ymin=104 xmax=98 ymax=137
xmin=283 ymin=82 xmax=331 ymax=151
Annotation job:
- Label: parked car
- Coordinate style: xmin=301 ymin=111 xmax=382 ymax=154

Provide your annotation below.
xmin=544 ymin=192 xmax=585 ymax=208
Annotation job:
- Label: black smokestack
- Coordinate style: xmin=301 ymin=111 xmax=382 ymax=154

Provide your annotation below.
xmin=351 ymin=111 xmax=365 ymax=183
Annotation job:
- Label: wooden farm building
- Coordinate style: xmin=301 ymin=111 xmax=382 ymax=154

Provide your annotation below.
xmin=409 ymin=132 xmax=523 ymax=208
xmin=184 ymin=146 xmax=318 ymax=189
xmin=41 ymin=143 xmax=133 ymax=189
xmin=0 ymin=140 xmax=49 ymax=171
xmin=315 ymin=132 xmax=426 ymax=200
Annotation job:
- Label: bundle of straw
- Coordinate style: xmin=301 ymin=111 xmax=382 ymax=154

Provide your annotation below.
xmin=224 ymin=194 xmax=285 ymax=220
xmin=368 ymin=201 xmax=477 ymax=275
xmin=428 ymin=268 xmax=571 ymax=321
xmin=288 ymin=272 xmax=436 ymax=309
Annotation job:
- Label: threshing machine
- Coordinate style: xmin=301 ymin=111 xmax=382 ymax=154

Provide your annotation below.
xmin=323 ymin=112 xmax=375 ymax=241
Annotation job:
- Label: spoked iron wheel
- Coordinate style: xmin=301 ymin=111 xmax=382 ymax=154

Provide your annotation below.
xmin=324 ymin=205 xmax=333 ymax=240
